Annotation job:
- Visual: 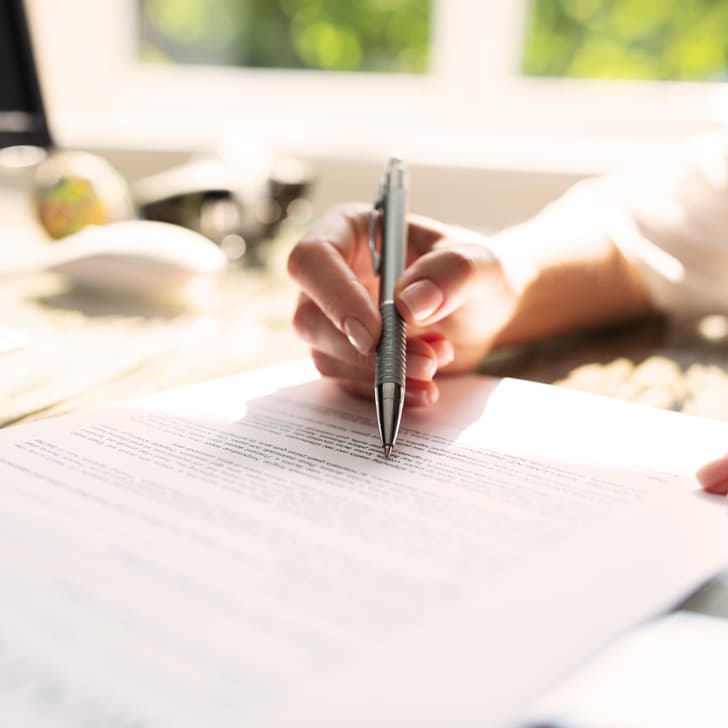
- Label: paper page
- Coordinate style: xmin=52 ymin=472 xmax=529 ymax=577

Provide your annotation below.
xmin=0 ymin=360 xmax=725 ymax=727
xmin=522 ymin=611 xmax=728 ymax=728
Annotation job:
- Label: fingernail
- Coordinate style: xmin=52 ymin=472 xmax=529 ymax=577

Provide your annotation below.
xmin=408 ymin=353 xmax=437 ymax=381
xmin=399 ymin=280 xmax=444 ymax=322
xmin=343 ymin=316 xmax=374 ymax=355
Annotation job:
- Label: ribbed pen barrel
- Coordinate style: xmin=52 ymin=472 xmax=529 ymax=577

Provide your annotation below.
xmin=375 ymin=301 xmax=406 ymax=454
xmin=375 ymin=301 xmax=406 ymax=386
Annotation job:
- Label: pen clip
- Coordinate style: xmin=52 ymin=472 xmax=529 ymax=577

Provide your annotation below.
xmin=368 ymin=189 xmax=384 ymax=276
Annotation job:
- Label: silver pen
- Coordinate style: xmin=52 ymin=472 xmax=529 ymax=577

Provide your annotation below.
xmin=369 ymin=158 xmax=408 ymax=458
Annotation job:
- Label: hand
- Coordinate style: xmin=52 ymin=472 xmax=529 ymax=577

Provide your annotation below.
xmin=696 ymin=456 xmax=728 ymax=495
xmin=287 ymin=203 xmax=518 ymax=405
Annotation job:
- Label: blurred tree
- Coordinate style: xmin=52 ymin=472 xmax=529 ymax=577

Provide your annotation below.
xmin=523 ymin=0 xmax=728 ymax=81
xmin=138 ymin=0 xmax=432 ymax=74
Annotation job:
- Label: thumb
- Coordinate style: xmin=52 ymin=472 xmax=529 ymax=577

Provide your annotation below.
xmin=395 ymin=242 xmax=501 ymax=326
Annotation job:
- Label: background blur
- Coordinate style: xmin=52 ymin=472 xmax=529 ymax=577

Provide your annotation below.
xmin=524 ymin=0 xmax=728 ymax=81
xmin=138 ymin=0 xmax=433 ymax=74
xmin=23 ymin=0 xmax=728 ymax=233
xmin=138 ymin=0 xmax=728 ymax=81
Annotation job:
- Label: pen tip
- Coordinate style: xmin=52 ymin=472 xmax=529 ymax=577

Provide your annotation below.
xmin=383 ymin=445 xmax=392 ymax=458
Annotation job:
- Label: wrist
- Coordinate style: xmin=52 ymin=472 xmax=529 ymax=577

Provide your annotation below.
xmin=486 ymin=183 xmax=654 ymax=348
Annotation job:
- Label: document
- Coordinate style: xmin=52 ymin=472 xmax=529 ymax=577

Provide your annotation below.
xmin=0 ymin=360 xmax=725 ymax=727
xmin=524 ymin=609 xmax=728 ymax=727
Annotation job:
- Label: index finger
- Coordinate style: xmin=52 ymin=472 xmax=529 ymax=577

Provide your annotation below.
xmin=287 ymin=204 xmax=452 ymax=355
xmin=287 ymin=203 xmax=381 ymax=354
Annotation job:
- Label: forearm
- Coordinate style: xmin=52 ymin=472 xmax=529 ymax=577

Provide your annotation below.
xmin=488 ymin=181 xmax=655 ymax=348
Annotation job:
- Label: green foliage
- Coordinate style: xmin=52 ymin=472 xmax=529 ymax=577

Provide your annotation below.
xmin=523 ymin=0 xmax=728 ymax=81
xmin=138 ymin=0 xmax=431 ymax=74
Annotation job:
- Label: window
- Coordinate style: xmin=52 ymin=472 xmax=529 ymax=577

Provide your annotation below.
xmin=138 ymin=0 xmax=433 ymax=74
xmin=523 ymin=0 xmax=728 ymax=81
xmin=26 ymin=0 xmax=728 ymax=163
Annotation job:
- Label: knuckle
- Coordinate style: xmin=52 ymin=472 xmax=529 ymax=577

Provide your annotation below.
xmin=335 ymin=201 xmax=371 ymax=221
xmin=287 ymin=238 xmax=319 ymax=280
xmin=336 ymin=202 xmax=373 ymax=249
xmin=288 ymin=202 xmax=369 ymax=280
xmin=439 ymin=248 xmax=478 ymax=282
xmin=310 ymin=349 xmax=336 ymax=377
xmin=292 ymin=299 xmax=318 ymax=341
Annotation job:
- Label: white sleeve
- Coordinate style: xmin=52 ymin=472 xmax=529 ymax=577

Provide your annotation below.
xmin=566 ymin=132 xmax=728 ymax=318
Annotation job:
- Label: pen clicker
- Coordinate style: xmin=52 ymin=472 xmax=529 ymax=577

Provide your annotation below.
xmin=369 ymin=158 xmax=408 ymax=458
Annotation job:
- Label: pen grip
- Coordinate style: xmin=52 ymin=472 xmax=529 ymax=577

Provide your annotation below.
xmin=376 ymin=301 xmax=406 ymax=386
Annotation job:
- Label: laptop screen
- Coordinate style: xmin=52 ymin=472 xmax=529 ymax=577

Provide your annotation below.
xmin=0 ymin=0 xmax=51 ymax=148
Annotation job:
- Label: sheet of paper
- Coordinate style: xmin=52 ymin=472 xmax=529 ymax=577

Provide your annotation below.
xmin=522 ymin=610 xmax=728 ymax=728
xmin=0 ymin=360 xmax=725 ymax=727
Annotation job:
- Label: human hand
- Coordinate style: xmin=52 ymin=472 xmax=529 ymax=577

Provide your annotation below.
xmin=696 ymin=456 xmax=728 ymax=495
xmin=287 ymin=203 xmax=518 ymax=406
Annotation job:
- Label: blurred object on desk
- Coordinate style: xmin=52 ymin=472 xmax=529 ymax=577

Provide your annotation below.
xmin=0 ymin=151 xmax=308 ymax=426
xmin=134 ymin=134 xmax=313 ymax=267
xmin=0 ymin=0 xmax=52 ymax=150
xmin=0 ymin=167 xmax=48 ymax=270
xmin=266 ymin=156 xmax=315 ymax=233
xmin=32 ymin=149 xmax=135 ymax=238
xmin=0 ymin=143 xmax=46 ymax=170
xmin=42 ymin=219 xmax=227 ymax=303
xmin=481 ymin=314 xmax=728 ymax=420
xmin=0 ymin=219 xmax=306 ymax=426
xmin=1 ymin=178 xmax=228 ymax=306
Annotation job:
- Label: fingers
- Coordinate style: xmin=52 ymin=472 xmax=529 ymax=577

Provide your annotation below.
xmin=298 ymin=293 xmax=443 ymax=408
xmin=287 ymin=203 xmax=380 ymax=354
xmin=306 ymin=330 xmax=442 ymax=383
xmin=289 ymin=205 xmax=476 ymax=400
xmin=310 ymin=344 xmax=438 ymax=385
xmin=288 ymin=205 xmax=455 ymax=356
xmin=336 ymin=373 xmax=439 ymax=407
xmin=293 ymin=294 xmax=374 ymax=369
xmin=395 ymin=241 xmax=498 ymax=326
xmin=294 ymin=294 xmax=455 ymax=372
xmin=695 ymin=455 xmax=728 ymax=495
xmin=419 ymin=332 xmax=455 ymax=369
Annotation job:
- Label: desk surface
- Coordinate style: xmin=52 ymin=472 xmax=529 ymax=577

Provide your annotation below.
xmin=0 ymin=176 xmax=309 ymax=426
xmin=1 ymin=251 xmax=308 ymax=426
xmin=2 ymin=172 xmax=727 ymax=728
xmin=2 ymin=176 xmax=726 ymax=620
